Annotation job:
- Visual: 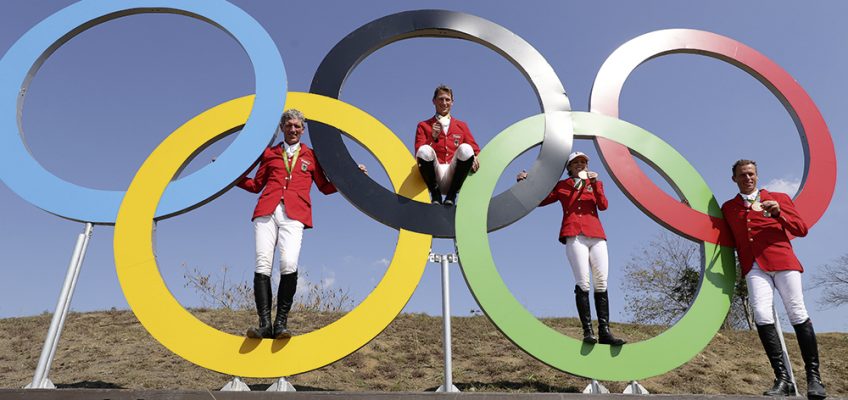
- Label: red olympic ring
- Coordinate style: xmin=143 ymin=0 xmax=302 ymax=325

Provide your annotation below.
xmin=590 ymin=29 xmax=836 ymax=245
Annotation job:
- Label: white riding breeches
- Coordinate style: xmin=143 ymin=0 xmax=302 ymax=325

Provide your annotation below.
xmin=416 ymin=143 xmax=475 ymax=195
xmin=746 ymin=263 xmax=809 ymax=325
xmin=564 ymin=234 xmax=609 ymax=292
xmin=253 ymin=203 xmax=304 ymax=277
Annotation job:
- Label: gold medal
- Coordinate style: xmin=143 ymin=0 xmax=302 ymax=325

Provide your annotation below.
xmin=751 ymin=201 xmax=763 ymax=212
xmin=577 ymin=171 xmax=589 ymax=180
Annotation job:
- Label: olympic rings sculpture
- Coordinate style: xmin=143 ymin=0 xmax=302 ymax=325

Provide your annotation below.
xmin=0 ymin=2 xmax=836 ymax=382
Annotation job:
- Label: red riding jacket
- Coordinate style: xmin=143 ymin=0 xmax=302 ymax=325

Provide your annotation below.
xmin=540 ymin=178 xmax=608 ymax=242
xmin=414 ymin=116 xmax=480 ymax=163
xmin=721 ymin=189 xmax=808 ymax=276
xmin=238 ymin=143 xmax=336 ymax=228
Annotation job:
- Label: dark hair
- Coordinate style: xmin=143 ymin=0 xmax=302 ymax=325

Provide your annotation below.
xmin=432 ymin=84 xmax=453 ymax=100
xmin=731 ymin=159 xmax=757 ymax=175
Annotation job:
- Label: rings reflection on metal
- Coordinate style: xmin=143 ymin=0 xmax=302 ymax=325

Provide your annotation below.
xmin=589 ymin=29 xmax=836 ymax=245
xmin=0 ymin=0 xmax=286 ymax=223
xmin=114 ymin=92 xmax=431 ymax=377
xmin=310 ymin=10 xmax=573 ymax=238
xmin=455 ymin=111 xmax=736 ymax=380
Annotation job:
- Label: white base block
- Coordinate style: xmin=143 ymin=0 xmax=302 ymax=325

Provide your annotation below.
xmin=582 ymin=380 xmax=610 ymax=394
xmin=267 ymin=377 xmax=296 ymax=392
xmin=436 ymin=384 xmax=460 ymax=392
xmin=221 ymin=377 xmax=250 ymax=391
xmin=623 ymin=380 xmax=649 ymax=394
xmin=24 ymin=378 xmax=55 ymax=389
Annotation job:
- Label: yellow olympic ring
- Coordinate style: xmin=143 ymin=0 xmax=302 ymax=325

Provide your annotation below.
xmin=113 ymin=92 xmax=431 ymax=377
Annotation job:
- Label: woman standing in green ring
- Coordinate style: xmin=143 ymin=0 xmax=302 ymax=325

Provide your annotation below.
xmin=519 ymin=151 xmax=626 ymax=345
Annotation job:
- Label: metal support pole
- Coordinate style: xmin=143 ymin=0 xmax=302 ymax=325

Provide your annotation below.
xmin=773 ymin=306 xmax=799 ymax=396
xmin=27 ymin=223 xmax=93 ymax=389
xmin=431 ymin=252 xmax=459 ymax=393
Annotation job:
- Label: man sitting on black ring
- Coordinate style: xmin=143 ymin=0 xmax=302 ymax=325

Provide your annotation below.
xmin=414 ymin=84 xmax=481 ymax=206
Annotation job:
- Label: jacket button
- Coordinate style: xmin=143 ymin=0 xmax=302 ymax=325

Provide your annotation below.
xmin=749 ymin=238 xmax=754 ymax=242
xmin=577 ymin=206 xmax=581 ymax=210
xmin=746 ymin=219 xmax=751 ymax=222
xmin=747 ymin=227 xmax=752 ymax=231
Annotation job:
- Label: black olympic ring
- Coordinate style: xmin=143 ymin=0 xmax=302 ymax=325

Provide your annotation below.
xmin=310 ymin=10 xmax=572 ymax=238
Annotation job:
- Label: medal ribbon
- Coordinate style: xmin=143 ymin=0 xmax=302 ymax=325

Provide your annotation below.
xmin=743 ymin=190 xmax=760 ymax=208
xmin=573 ymin=177 xmax=584 ymax=190
xmin=284 ymin=147 xmax=300 ymax=178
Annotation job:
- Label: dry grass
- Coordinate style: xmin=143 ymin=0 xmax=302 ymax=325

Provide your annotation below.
xmin=0 ymin=309 xmax=845 ymax=395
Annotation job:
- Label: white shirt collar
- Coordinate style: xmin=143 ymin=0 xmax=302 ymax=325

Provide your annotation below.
xmin=283 ymin=141 xmax=300 ymax=157
xmin=740 ymin=189 xmax=759 ymax=201
xmin=436 ymin=114 xmax=451 ymax=134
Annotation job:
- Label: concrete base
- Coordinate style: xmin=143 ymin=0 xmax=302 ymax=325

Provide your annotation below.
xmin=24 ymin=378 xmax=56 ymax=389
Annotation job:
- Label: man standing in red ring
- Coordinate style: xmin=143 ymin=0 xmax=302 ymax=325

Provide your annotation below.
xmin=238 ymin=109 xmax=364 ymax=340
xmin=721 ymin=159 xmax=826 ymax=399
xmin=415 ymin=85 xmax=481 ymax=205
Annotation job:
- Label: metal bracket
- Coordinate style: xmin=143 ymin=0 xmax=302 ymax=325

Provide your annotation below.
xmin=220 ymin=377 xmax=250 ymax=391
xmin=582 ymin=379 xmax=610 ymax=394
xmin=623 ymin=380 xmax=649 ymax=394
xmin=436 ymin=384 xmax=460 ymax=393
xmin=429 ymin=252 xmax=458 ymax=263
xmin=24 ymin=378 xmax=55 ymax=389
xmin=266 ymin=377 xmax=296 ymax=392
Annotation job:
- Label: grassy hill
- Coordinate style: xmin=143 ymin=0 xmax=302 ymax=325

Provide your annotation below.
xmin=1 ymin=309 xmax=845 ymax=395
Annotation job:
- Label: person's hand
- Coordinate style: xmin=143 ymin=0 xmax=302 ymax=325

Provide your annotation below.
xmin=432 ymin=122 xmax=442 ymax=141
xmin=762 ymin=200 xmax=780 ymax=216
xmin=587 ymin=171 xmax=598 ymax=182
xmin=358 ymin=164 xmax=368 ymax=175
xmin=516 ymin=170 xmax=528 ymax=182
xmin=472 ymin=157 xmax=480 ymax=172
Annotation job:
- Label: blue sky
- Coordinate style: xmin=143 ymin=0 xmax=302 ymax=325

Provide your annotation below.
xmin=1 ymin=0 xmax=846 ymax=335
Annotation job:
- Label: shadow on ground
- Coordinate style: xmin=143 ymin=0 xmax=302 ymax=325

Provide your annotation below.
xmin=247 ymin=384 xmax=335 ymax=391
xmin=56 ymin=381 xmax=123 ymax=389
xmin=423 ymin=380 xmax=581 ymax=393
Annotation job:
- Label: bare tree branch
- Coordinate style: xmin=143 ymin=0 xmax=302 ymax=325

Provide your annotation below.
xmin=621 ymin=231 xmax=752 ymax=330
xmin=182 ymin=264 xmax=355 ymax=312
xmin=809 ymin=254 xmax=848 ymax=309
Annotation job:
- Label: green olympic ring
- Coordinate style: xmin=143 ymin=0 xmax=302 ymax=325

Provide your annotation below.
xmin=456 ymin=111 xmax=736 ymax=381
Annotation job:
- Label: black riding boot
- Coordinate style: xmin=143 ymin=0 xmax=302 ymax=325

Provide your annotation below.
xmin=417 ymin=157 xmax=442 ymax=204
xmin=756 ymin=323 xmax=796 ymax=396
xmin=246 ymin=273 xmax=273 ymax=338
xmin=594 ymin=291 xmax=626 ymax=345
xmin=793 ymin=319 xmax=827 ymax=399
xmin=574 ymin=286 xmax=597 ymax=344
xmin=273 ymin=271 xmax=298 ymax=339
xmin=444 ymin=156 xmax=474 ymax=206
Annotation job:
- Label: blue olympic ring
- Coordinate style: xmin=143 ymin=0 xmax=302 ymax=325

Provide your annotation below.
xmin=0 ymin=0 xmax=287 ymax=223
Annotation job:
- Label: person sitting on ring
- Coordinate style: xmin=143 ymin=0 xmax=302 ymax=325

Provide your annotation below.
xmin=414 ymin=84 xmax=481 ymax=206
